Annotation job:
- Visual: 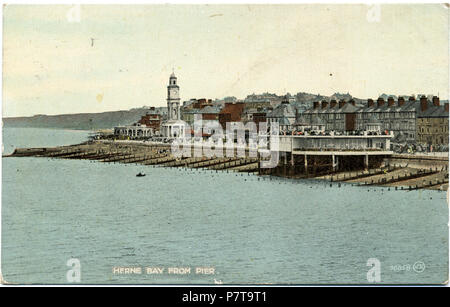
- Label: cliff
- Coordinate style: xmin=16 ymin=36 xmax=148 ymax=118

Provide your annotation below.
xmin=2 ymin=108 xmax=158 ymax=130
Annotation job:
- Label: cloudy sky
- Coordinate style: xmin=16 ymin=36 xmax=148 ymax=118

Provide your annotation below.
xmin=2 ymin=4 xmax=449 ymax=117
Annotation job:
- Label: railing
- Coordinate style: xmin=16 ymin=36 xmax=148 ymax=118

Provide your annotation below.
xmin=292 ymin=148 xmax=390 ymax=152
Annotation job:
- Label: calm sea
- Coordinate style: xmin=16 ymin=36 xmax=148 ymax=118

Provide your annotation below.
xmin=1 ymin=128 xmax=448 ymax=284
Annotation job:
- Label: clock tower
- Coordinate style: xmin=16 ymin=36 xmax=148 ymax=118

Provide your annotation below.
xmin=161 ymin=71 xmax=185 ymax=138
xmin=167 ymin=72 xmax=180 ymax=120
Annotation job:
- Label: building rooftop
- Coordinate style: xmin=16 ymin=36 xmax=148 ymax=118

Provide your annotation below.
xmin=334 ymin=103 xmax=359 ymax=113
xmin=267 ymin=102 xmax=296 ymax=118
xmin=200 ymin=105 xmax=222 ymax=114
xmin=303 ymin=97 xmax=446 ymax=116
xmin=183 ymin=108 xmax=201 ymax=114
xmin=417 ymin=103 xmax=449 ymax=118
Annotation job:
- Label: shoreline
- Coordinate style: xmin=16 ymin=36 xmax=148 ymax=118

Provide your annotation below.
xmin=5 ymin=140 xmax=449 ymax=191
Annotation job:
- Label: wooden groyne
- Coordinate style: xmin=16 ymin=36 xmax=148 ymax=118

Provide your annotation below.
xmin=319 ymin=164 xmax=448 ymax=191
xmin=5 ymin=141 xmax=448 ymax=190
xmin=5 ymin=141 xmax=261 ymax=175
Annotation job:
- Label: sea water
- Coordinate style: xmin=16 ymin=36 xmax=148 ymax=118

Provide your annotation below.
xmin=1 ymin=128 xmax=448 ymax=284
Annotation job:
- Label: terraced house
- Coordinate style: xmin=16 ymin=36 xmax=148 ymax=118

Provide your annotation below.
xmin=356 ymin=96 xmax=416 ymax=143
xmin=266 ymin=97 xmax=297 ymax=131
xmin=298 ymin=95 xmax=449 ymax=145
xmin=302 ymin=99 xmax=359 ymax=132
xmin=416 ymin=97 xmax=449 ymax=147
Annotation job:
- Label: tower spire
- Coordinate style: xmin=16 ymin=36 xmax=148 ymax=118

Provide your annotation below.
xmin=167 ymin=72 xmax=180 ymax=120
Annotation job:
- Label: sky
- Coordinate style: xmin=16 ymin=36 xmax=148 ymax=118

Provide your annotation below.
xmin=2 ymin=4 xmax=449 ymax=117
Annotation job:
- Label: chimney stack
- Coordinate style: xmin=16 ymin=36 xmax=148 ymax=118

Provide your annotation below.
xmin=398 ymin=97 xmax=405 ymax=106
xmin=338 ymin=99 xmax=346 ymax=108
xmin=377 ymin=97 xmax=385 ymax=107
xmin=368 ymin=99 xmax=374 ymax=107
xmin=445 ymin=103 xmax=449 ymax=113
xmin=387 ymin=97 xmax=395 ymax=106
xmin=349 ymin=99 xmax=355 ymax=106
xmin=313 ymin=101 xmax=319 ymax=109
xmin=432 ymin=96 xmax=440 ymax=106
xmin=409 ymin=96 xmax=416 ymax=102
xmin=321 ymin=100 xmax=328 ymax=109
xmin=330 ymin=99 xmax=337 ymax=108
xmin=420 ymin=96 xmax=428 ymax=112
